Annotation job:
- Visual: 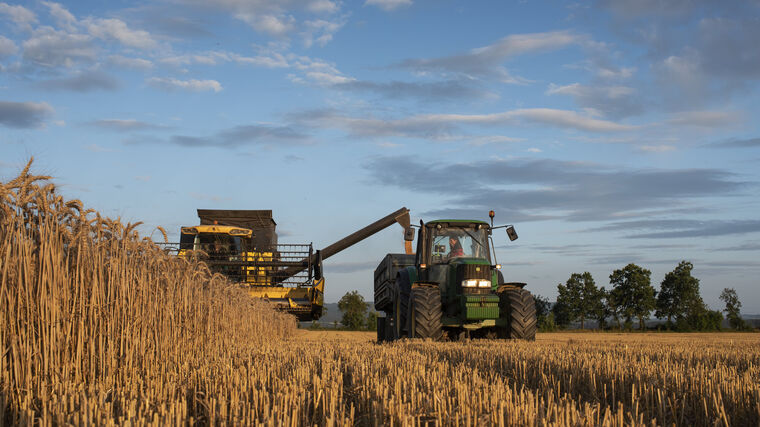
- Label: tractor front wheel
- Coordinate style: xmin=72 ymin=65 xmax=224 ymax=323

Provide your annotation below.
xmin=407 ymin=287 xmax=443 ymax=340
xmin=498 ymin=288 xmax=537 ymax=340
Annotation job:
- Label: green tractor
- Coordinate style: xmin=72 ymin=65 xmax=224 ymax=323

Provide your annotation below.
xmin=374 ymin=211 xmax=536 ymax=341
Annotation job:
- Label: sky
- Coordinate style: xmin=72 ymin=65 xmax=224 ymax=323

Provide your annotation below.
xmin=1 ymin=0 xmax=759 ymax=313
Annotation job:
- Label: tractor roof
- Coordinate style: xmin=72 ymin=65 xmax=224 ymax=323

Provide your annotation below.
xmin=427 ymin=219 xmax=489 ymax=226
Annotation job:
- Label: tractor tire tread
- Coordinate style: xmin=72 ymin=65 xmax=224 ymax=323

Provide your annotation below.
xmin=410 ymin=287 xmax=443 ymax=340
xmin=501 ymin=288 xmax=537 ymax=340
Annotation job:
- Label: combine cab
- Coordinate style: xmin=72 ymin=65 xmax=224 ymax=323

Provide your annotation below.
xmin=171 ymin=208 xmax=412 ymax=321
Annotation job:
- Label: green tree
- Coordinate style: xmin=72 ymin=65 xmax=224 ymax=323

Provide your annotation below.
xmin=594 ymin=287 xmax=614 ymax=330
xmin=551 ymin=295 xmax=572 ymax=329
xmin=655 ymin=261 xmax=703 ymax=325
xmin=366 ymin=310 xmax=378 ymax=331
xmin=720 ymin=288 xmax=748 ymax=330
xmin=338 ymin=291 xmax=369 ymax=330
xmin=609 ymin=264 xmax=656 ymax=330
xmin=533 ymin=294 xmax=555 ymax=331
xmin=558 ymin=272 xmax=604 ymax=329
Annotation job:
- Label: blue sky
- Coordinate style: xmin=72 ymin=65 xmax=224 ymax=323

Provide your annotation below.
xmin=2 ymin=0 xmax=759 ymax=312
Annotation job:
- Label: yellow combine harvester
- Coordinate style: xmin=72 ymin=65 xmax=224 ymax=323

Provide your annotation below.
xmin=172 ymin=208 xmax=413 ymax=321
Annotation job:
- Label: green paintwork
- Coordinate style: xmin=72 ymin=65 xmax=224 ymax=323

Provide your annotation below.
xmin=461 ymin=294 xmax=500 ymax=319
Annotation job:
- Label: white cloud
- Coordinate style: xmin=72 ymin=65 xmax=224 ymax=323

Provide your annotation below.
xmin=296 ymin=107 xmax=637 ymax=139
xmin=108 ymin=55 xmax=153 ymax=70
xmin=399 ymin=31 xmax=582 ymax=82
xmin=84 ymin=18 xmax=157 ymax=49
xmin=0 ymin=2 xmax=36 ymax=29
xmin=638 ymin=145 xmax=675 ymax=152
xmin=308 ymin=0 xmax=339 ymax=14
xmin=85 ymin=143 xmax=115 ymax=153
xmin=147 ymin=77 xmax=223 ymax=92
xmin=22 ymin=28 xmax=96 ymax=67
xmin=159 ymin=50 xmax=290 ymax=68
xmin=237 ymin=13 xmax=295 ymax=37
xmin=0 ymin=35 xmax=17 ymax=57
xmin=42 ymin=1 xmax=76 ymax=30
xmin=301 ymin=18 xmax=345 ymax=48
xmin=547 ymin=83 xmax=634 ymax=99
xmin=430 ymin=108 xmax=637 ymax=132
xmin=527 ymin=148 xmax=542 ymax=153
xmin=365 ymin=0 xmax=413 ymax=11
xmin=597 ymin=66 xmax=635 ymax=80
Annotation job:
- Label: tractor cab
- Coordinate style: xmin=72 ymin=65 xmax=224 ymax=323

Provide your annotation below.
xmin=424 ymin=220 xmax=492 ymax=265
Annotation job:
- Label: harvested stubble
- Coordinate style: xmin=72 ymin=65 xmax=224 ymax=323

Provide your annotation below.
xmin=2 ymin=160 xmax=760 ymax=426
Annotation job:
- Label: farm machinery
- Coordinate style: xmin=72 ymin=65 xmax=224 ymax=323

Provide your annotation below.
xmin=173 ymin=208 xmax=412 ymax=321
xmin=374 ymin=211 xmax=537 ymax=341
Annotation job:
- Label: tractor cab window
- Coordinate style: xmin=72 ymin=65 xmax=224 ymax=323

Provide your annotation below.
xmin=429 ymin=225 xmax=490 ymax=264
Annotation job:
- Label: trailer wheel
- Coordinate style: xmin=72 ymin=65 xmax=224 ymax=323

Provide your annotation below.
xmin=407 ymin=287 xmax=443 ymax=340
xmin=498 ymin=288 xmax=537 ymax=340
xmin=376 ymin=316 xmax=386 ymax=343
xmin=396 ymin=271 xmax=412 ymax=339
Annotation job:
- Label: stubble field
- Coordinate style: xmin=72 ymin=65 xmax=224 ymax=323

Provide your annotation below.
xmin=2 ymin=162 xmax=759 ymax=426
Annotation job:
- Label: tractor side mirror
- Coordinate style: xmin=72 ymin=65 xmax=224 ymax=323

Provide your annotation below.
xmin=404 ymin=227 xmax=415 ymax=241
xmin=506 ymin=226 xmax=518 ymax=241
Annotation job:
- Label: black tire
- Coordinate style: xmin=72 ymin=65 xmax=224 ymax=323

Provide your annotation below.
xmin=498 ymin=288 xmax=537 ymax=340
xmin=407 ymin=287 xmax=443 ymax=340
xmin=376 ymin=316 xmax=386 ymax=343
xmin=396 ymin=271 xmax=412 ymax=339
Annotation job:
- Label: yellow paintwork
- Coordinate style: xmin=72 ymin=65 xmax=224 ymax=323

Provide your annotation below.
xmin=244 ymin=251 xmax=274 ymax=285
xmin=181 ymin=225 xmax=252 ymax=237
xmin=175 ymin=223 xmax=324 ymax=318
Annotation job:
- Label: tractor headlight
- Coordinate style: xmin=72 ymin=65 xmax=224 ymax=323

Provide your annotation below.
xmin=462 ymin=279 xmax=491 ymax=288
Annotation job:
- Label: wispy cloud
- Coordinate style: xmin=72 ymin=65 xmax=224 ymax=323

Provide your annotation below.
xmin=292 ymin=107 xmax=636 ymax=140
xmin=0 ymin=35 xmax=17 ymax=57
xmin=364 ymin=0 xmax=413 ymax=12
xmin=667 ymin=111 xmax=742 ymax=128
xmin=38 ymin=70 xmax=120 ymax=92
xmin=88 ymin=119 xmax=167 ymax=131
xmin=710 ymin=137 xmax=760 ymax=149
xmin=123 ymin=124 xmax=309 ymax=149
xmin=146 ymin=77 xmax=222 ymax=92
xmin=0 ymin=2 xmax=37 ymax=30
xmin=83 ymin=17 xmax=158 ymax=49
xmin=364 ymin=156 xmax=746 ymax=223
xmin=398 ymin=31 xmax=582 ymax=82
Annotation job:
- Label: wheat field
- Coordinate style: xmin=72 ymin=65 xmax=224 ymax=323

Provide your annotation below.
xmin=2 ymin=160 xmax=759 ymax=426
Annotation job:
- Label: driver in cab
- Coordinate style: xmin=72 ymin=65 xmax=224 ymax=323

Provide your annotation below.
xmin=448 ymin=236 xmax=464 ymax=259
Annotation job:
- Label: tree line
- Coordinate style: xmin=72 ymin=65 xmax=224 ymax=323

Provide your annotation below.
xmin=535 ymin=261 xmax=753 ymax=332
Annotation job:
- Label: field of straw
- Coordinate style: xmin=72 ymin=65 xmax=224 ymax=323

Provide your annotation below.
xmin=2 ymin=160 xmax=759 ymax=426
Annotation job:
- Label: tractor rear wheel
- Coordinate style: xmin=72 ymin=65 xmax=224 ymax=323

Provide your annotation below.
xmin=498 ymin=288 xmax=537 ymax=340
xmin=407 ymin=287 xmax=443 ymax=340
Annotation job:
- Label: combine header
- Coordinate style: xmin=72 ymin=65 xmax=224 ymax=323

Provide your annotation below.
xmin=172 ymin=208 xmax=412 ymax=321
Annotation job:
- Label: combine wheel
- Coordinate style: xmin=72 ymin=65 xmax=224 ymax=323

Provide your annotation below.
xmin=407 ymin=287 xmax=443 ymax=340
xmin=498 ymin=288 xmax=537 ymax=340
